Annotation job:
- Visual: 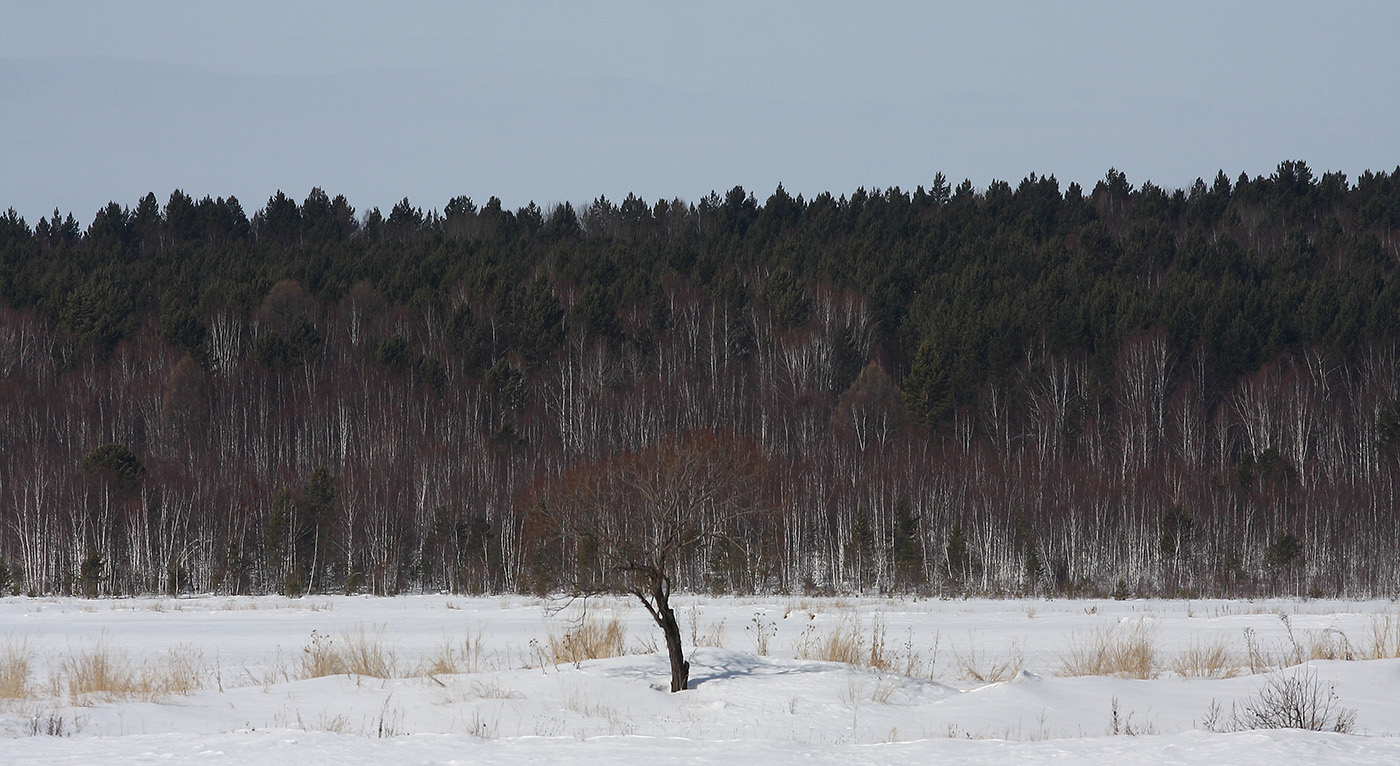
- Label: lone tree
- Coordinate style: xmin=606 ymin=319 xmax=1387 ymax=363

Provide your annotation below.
xmin=528 ymin=430 xmax=774 ymax=692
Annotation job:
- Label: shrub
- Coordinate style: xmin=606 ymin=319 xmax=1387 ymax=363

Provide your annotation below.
xmin=1210 ymin=667 xmax=1356 ymax=733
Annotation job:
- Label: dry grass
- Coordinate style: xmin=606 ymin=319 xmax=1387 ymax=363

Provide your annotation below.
xmin=1 ymin=636 xmax=34 ymax=704
xmin=417 ymin=630 xmax=487 ymax=677
xmin=1169 ymin=635 xmax=1240 ymax=678
xmin=793 ymin=615 xmax=893 ymax=672
xmin=953 ymin=637 xmax=1024 ymax=683
xmin=1365 ymin=613 xmax=1400 ymax=659
xmin=1059 ymin=623 xmax=1157 ymax=679
xmin=466 ymin=677 xmax=524 ymax=699
xmin=59 ymin=641 xmax=205 ymax=704
xmin=1303 ymin=627 xmax=1357 ymax=661
xmin=698 ymin=618 xmax=727 ymax=647
xmin=686 ymin=605 xmax=727 ymax=648
xmin=839 ymin=672 xmax=902 ymax=707
xmin=547 ymin=609 xmax=627 ymax=664
xmin=779 ymin=598 xmax=855 ymax=617
xmin=300 ymin=626 xmax=399 ymax=679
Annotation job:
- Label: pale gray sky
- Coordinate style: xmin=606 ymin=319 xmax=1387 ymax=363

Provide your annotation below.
xmin=2 ymin=1 xmax=1397 ymax=223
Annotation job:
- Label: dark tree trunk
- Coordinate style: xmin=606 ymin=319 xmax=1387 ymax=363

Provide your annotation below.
xmin=652 ymin=581 xmax=689 ymax=692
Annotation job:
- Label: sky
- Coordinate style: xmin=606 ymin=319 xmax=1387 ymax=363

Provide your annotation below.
xmin=2 ymin=1 xmax=1397 ymax=224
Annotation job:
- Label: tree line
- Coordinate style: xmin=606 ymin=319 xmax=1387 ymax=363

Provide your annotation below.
xmin=1 ymin=161 xmax=1398 ymax=598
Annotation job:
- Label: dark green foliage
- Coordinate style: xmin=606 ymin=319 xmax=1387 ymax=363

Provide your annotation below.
xmin=574 ymin=282 xmax=622 ymax=345
xmin=904 ymin=336 xmax=955 ymax=428
xmin=1238 ymin=446 xmax=1292 ymax=491
xmin=374 ymin=334 xmax=414 ymax=375
xmin=1263 ymin=531 xmax=1303 ymax=572
xmin=254 ymin=333 xmax=297 ymax=369
xmin=58 ymin=267 xmax=137 ymax=363
xmin=0 ymin=165 xmax=1353 ymax=406
xmin=445 ymin=304 xmax=488 ymax=373
xmin=1012 ymin=511 xmax=1043 ymax=591
xmin=211 ymin=541 xmax=250 ymax=595
xmin=830 ymin=325 xmax=864 ymax=395
xmin=255 ymin=314 xmax=321 ymax=369
xmin=165 ymin=556 xmax=188 ymax=596
xmin=83 ymin=443 xmax=144 ymax=487
xmin=415 ymin=355 xmax=445 ymax=392
xmin=891 ymin=499 xmax=923 ymax=588
xmin=945 ymin=522 xmax=971 ymax=583
xmin=485 ymin=359 xmax=526 ymax=412
xmin=846 ymin=510 xmax=875 ymax=589
xmin=159 ymin=300 xmax=207 ymax=356
xmin=263 ymin=489 xmax=292 ymax=590
xmin=1159 ymin=505 xmax=1195 ymax=559
xmin=261 ymin=467 xmax=337 ymax=595
xmin=503 ymin=278 xmax=564 ymax=367
xmin=372 ymin=333 xmax=445 ymax=391
xmin=758 ymin=267 xmax=811 ymax=329
xmin=79 ymin=549 xmax=105 ymax=597
xmin=1378 ymin=401 xmax=1400 ymax=462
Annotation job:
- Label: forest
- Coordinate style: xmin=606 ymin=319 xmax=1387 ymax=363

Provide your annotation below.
xmin=1 ymin=161 xmax=1399 ymax=599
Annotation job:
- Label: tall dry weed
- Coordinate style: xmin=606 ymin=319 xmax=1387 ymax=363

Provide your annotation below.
xmin=1170 ymin=636 xmax=1240 ymax=678
xmin=1059 ymin=623 xmax=1157 ymax=679
xmin=418 ymin=630 xmax=487 ymax=677
xmin=547 ymin=609 xmax=627 ymax=664
xmin=1366 ymin=613 xmax=1400 ymax=659
xmin=300 ymin=626 xmax=399 ymax=679
xmin=953 ymin=637 xmax=1024 ymax=683
xmin=59 ymin=641 xmax=205 ymax=704
xmin=0 ymin=637 xmax=34 ymax=703
xmin=793 ymin=615 xmax=891 ymax=671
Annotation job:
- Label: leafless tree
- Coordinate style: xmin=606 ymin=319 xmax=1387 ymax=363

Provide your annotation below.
xmin=527 ymin=431 xmax=774 ymax=692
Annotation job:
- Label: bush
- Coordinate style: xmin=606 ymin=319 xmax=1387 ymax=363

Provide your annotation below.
xmin=1209 ymin=667 xmax=1356 ymax=733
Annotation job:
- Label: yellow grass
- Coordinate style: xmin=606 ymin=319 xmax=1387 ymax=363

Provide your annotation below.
xmin=1169 ymin=636 xmax=1240 ymax=678
xmin=547 ymin=609 xmax=627 ymax=664
xmin=300 ymin=626 xmax=398 ymax=679
xmin=0 ymin=637 xmax=34 ymax=704
xmin=59 ymin=641 xmax=205 ymax=704
xmin=1059 ymin=623 xmax=1157 ymax=679
xmin=1366 ymin=613 xmax=1400 ymax=659
xmin=793 ymin=616 xmax=892 ymax=672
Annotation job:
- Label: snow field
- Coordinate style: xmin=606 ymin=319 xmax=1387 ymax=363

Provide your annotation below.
xmin=1 ymin=594 xmax=1398 ymax=764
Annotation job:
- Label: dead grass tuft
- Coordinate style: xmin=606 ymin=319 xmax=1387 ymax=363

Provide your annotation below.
xmin=1304 ymin=627 xmax=1356 ymax=662
xmin=417 ymin=630 xmax=487 ymax=677
xmin=1059 ymin=623 xmax=1157 ymax=679
xmin=1365 ymin=613 xmax=1400 ymax=659
xmin=793 ymin=615 xmax=891 ymax=671
xmin=547 ymin=608 xmax=627 ymax=664
xmin=1170 ymin=636 xmax=1240 ymax=678
xmin=301 ymin=625 xmax=398 ymax=679
xmin=698 ymin=618 xmax=727 ymax=648
xmin=0 ymin=637 xmax=34 ymax=704
xmin=953 ymin=637 xmax=1024 ymax=683
xmin=59 ymin=641 xmax=205 ymax=704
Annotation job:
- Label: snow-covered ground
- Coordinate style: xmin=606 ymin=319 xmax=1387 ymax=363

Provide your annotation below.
xmin=1 ymin=594 xmax=1397 ymax=764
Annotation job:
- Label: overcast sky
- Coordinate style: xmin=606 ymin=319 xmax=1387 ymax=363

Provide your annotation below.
xmin=2 ymin=1 xmax=1397 ymax=223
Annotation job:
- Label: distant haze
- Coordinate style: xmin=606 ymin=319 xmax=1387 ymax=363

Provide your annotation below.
xmin=2 ymin=1 xmax=1397 ymax=222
